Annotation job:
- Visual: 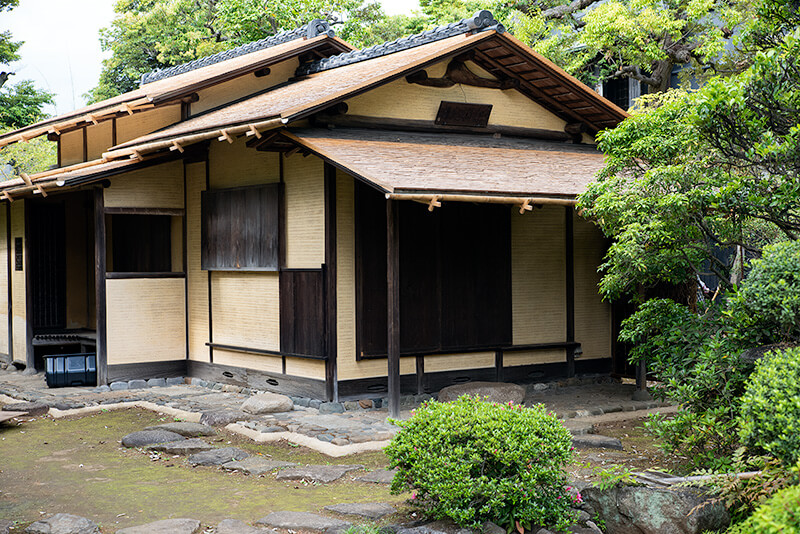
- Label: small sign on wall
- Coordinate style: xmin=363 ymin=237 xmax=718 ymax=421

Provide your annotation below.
xmin=14 ymin=237 xmax=22 ymax=271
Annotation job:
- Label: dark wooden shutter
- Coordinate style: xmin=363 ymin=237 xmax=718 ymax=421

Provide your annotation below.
xmin=280 ymin=270 xmax=325 ymax=357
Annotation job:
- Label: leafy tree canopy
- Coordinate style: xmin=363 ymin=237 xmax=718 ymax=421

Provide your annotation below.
xmin=0 ymin=0 xmax=22 ymax=88
xmin=0 ymin=79 xmax=53 ymax=129
xmin=87 ymin=0 xmax=425 ymax=103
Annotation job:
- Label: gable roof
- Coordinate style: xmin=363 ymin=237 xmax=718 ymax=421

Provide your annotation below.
xmin=0 ymin=26 xmax=352 ymax=148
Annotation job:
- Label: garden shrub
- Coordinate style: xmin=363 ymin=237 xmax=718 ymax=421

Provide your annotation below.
xmin=727 ymin=484 xmax=800 ymax=534
xmin=738 ymin=347 xmax=800 ymax=465
xmin=385 ymin=396 xmax=576 ymax=532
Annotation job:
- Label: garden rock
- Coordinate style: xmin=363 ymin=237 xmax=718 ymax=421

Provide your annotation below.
xmin=325 ymin=502 xmax=396 ymax=519
xmin=0 ymin=520 xmax=10 ymax=534
xmin=356 ymin=469 xmax=396 ymax=484
xmin=319 ymin=402 xmax=345 ymax=414
xmin=188 ymin=446 xmax=249 ymax=466
xmin=199 ymin=410 xmax=249 ymax=426
xmin=571 ymin=434 xmax=624 ymax=450
xmin=115 ymin=518 xmax=201 ymax=534
xmin=148 ymin=438 xmax=214 ymax=455
xmin=144 ymin=422 xmax=215 ymax=437
xmin=256 ymin=511 xmax=350 ymax=532
xmin=481 ymin=522 xmax=505 ymax=534
xmin=582 ymin=485 xmax=730 ymax=534
xmin=25 ymin=514 xmax=99 ymax=534
xmin=121 ymin=430 xmax=185 ymax=448
xmin=3 ymin=401 xmax=49 ymax=416
xmin=216 ymin=519 xmax=274 ymax=534
xmin=242 ymin=392 xmax=293 ymax=414
xmin=222 ymin=457 xmax=296 ymax=475
xmin=437 ymin=381 xmax=525 ymax=404
xmin=276 ymin=464 xmax=362 ymax=483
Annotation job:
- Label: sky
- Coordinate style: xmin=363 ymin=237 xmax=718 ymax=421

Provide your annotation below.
xmin=3 ymin=0 xmax=421 ymax=117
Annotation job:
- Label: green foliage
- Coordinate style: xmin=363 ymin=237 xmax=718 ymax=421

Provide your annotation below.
xmin=385 ymin=396 xmax=576 ymax=531
xmin=739 ymin=347 xmax=800 ymax=466
xmin=0 ymin=132 xmax=56 ymax=177
xmin=590 ymin=464 xmax=637 ymax=491
xmin=0 ymin=80 xmax=53 ymax=129
xmin=727 ymin=484 xmax=800 ymax=534
xmin=339 ymin=4 xmax=427 ymax=49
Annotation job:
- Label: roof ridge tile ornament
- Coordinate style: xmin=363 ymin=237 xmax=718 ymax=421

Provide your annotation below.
xmin=295 ymin=10 xmax=504 ymax=76
xmin=139 ymin=19 xmax=335 ymax=86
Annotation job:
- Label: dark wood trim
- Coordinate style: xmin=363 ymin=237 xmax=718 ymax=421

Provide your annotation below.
xmin=82 ymin=127 xmax=88 ymax=163
xmin=108 ymin=360 xmax=187 ymax=382
xmin=105 ymin=272 xmax=186 ymax=279
xmin=415 ymin=355 xmax=424 ymax=395
xmin=565 ymin=206 xmax=575 ymax=378
xmin=324 ymin=163 xmax=338 ymax=402
xmin=94 ymin=187 xmax=108 ymax=385
xmin=206 ymin=342 xmax=326 ymax=361
xmin=358 ymin=341 xmax=581 ymax=360
xmin=279 ymin=153 xmax=286 ymax=269
xmin=386 ymin=198 xmax=400 ymax=418
xmin=57 ymin=136 xmax=62 ymax=168
xmin=111 ymin=118 xmax=117 ymax=147
xmin=187 ymin=360 xmax=326 ymax=399
xmin=23 ymin=201 xmax=33 ymax=370
xmin=5 ymin=204 xmax=11 ymax=361
xmin=183 ymin=161 xmax=189 ymax=361
xmin=312 ymin=114 xmax=572 ymax=142
xmin=205 ymin=158 xmax=213 ymax=364
xmin=495 ymin=349 xmax=503 ymax=382
xmin=103 ymin=207 xmax=185 ymax=216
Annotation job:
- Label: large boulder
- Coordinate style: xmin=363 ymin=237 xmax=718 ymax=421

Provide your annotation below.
xmin=582 ymin=485 xmax=729 ymax=534
xmin=25 ymin=513 xmax=99 ymax=534
xmin=242 ymin=392 xmax=293 ymax=414
xmin=437 ymin=381 xmax=525 ymax=404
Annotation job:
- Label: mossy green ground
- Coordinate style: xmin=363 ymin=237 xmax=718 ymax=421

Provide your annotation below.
xmin=0 ymin=409 xmax=406 ymax=532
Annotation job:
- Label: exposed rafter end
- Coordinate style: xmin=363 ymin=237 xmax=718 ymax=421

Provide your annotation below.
xmin=428 ymin=195 xmax=442 ymax=211
xmin=218 ymin=129 xmax=235 ymax=143
xmin=518 ymin=198 xmax=532 ymax=214
xmin=246 ymin=125 xmax=263 ymax=139
xmin=33 ymin=184 xmax=47 ymax=197
xmin=2 ymin=191 xmax=14 ymax=202
xmin=19 ymin=172 xmax=32 ymax=187
xmin=170 ymin=141 xmax=185 ymax=153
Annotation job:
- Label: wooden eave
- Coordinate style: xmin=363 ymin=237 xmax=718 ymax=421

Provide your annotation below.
xmin=0 ymin=34 xmax=353 ymax=149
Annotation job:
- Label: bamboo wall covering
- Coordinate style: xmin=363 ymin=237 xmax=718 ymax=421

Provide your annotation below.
xmin=284 ymin=154 xmax=325 ymax=268
xmin=116 ymin=105 xmax=181 ymax=145
xmin=105 ymin=160 xmax=184 ymax=209
xmin=210 ymin=271 xmax=279 ymax=351
xmin=186 ymin=161 xmax=209 ymax=362
xmin=423 ymin=352 xmax=494 ymax=372
xmin=209 ymin=137 xmax=279 ymax=188
xmin=345 ymin=59 xmax=567 ymax=132
xmin=0 ymin=204 xmax=8 ymax=355
xmin=285 ymin=356 xmax=325 ymax=379
xmin=60 ymin=130 xmax=83 ymax=166
xmin=86 ymin=121 xmax=113 ymax=161
xmin=10 ymin=201 xmax=25 ymax=362
xmin=573 ymin=213 xmax=612 ymax=359
xmin=106 ymin=278 xmax=186 ymax=364
xmin=504 ymin=349 xmax=566 ymax=367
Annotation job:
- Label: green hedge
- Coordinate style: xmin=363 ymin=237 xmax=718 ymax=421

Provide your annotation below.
xmin=728 ymin=484 xmax=800 ymax=533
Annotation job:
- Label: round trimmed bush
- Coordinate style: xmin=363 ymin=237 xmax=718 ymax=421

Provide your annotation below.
xmin=385 ymin=396 xmax=576 ymax=531
xmin=728 ymin=484 xmax=800 ymax=534
xmin=738 ymin=347 xmax=800 ymax=465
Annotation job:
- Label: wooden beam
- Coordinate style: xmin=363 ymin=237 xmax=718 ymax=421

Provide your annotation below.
xmin=324 ymin=163 xmax=338 ymax=402
xmin=565 ymin=206 xmax=575 ymax=378
xmin=416 ymin=355 xmax=424 ymax=395
xmin=387 ymin=198 xmax=400 ymax=419
xmin=388 ymin=193 xmax=576 ymax=206
xmin=23 ymin=201 xmax=33 ymax=371
xmin=94 ymin=187 xmax=108 ymax=385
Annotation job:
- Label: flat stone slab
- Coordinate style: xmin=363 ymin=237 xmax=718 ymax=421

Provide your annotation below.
xmin=25 ymin=513 xmax=100 ymax=534
xmin=256 ymin=511 xmax=350 ymax=532
xmin=0 ymin=411 xmax=27 ymax=423
xmin=242 ymin=392 xmax=293 ymax=414
xmin=216 ymin=519 xmax=275 ymax=534
xmin=144 ymin=422 xmax=215 ymax=437
xmin=222 ymin=457 xmax=297 ymax=475
xmin=115 ymin=518 xmax=201 ymax=534
xmin=121 ymin=430 xmax=185 ymax=448
xmin=572 ymin=434 xmax=623 ymax=450
xmin=324 ymin=502 xmax=397 ymax=519
xmin=438 ymin=381 xmax=525 ymax=404
xmin=276 ymin=464 xmax=363 ymax=483
xmin=200 ymin=410 xmax=250 ymax=426
xmin=149 ymin=438 xmax=215 ymax=455
xmin=3 ymin=401 xmax=49 ymax=416
xmin=355 ymin=469 xmax=396 ymax=484
xmin=188 ymin=447 xmax=249 ymax=466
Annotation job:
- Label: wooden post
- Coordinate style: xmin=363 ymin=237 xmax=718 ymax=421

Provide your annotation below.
xmin=387 ymin=199 xmax=400 ymax=419
xmin=23 ymin=201 xmax=34 ymax=372
xmin=324 ymin=163 xmax=338 ymax=402
xmin=495 ymin=349 xmax=504 ymax=382
xmin=5 ymin=204 xmax=11 ymax=362
xmin=416 ymin=355 xmax=424 ymax=395
xmin=565 ymin=206 xmax=575 ymax=378
xmin=632 ymin=359 xmax=651 ymax=401
xmin=94 ymin=187 xmax=108 ymax=385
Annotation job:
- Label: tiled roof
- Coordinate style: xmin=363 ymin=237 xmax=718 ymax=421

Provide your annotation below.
xmin=140 ymin=19 xmax=335 ymax=85
xmin=296 ymin=10 xmax=504 ymax=76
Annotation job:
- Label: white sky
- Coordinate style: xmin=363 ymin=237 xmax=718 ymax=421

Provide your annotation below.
xmin=3 ymin=0 xmax=421 ymax=116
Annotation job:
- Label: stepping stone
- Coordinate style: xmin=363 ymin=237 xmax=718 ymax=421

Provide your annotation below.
xmin=571 ymin=434 xmax=623 ymax=451
xmin=216 ymin=519 xmax=275 ymax=534
xmin=276 ymin=464 xmax=363 ymax=483
xmin=222 ymin=457 xmax=296 ymax=475
xmin=200 ymin=410 xmax=249 ymax=426
xmin=149 ymin=438 xmax=214 ymax=455
xmin=438 ymin=382 xmax=525 ymax=404
xmin=144 ymin=422 xmax=215 ymax=437
xmin=242 ymin=392 xmax=293 ymax=414
xmin=256 ymin=512 xmax=350 ymax=532
xmin=356 ymin=469 xmax=396 ymax=484
xmin=188 ymin=447 xmax=249 ymax=466
xmin=25 ymin=513 xmax=99 ymax=534
xmin=121 ymin=430 xmax=185 ymax=448
xmin=115 ymin=518 xmax=201 ymax=534
xmin=0 ymin=411 xmax=27 ymax=424
xmin=324 ymin=502 xmax=397 ymax=519
xmin=3 ymin=401 xmax=49 ymax=417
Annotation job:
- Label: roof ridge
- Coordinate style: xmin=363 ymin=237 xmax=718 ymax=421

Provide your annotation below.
xmin=140 ymin=19 xmax=335 ymax=86
xmin=295 ymin=10 xmax=504 ymax=77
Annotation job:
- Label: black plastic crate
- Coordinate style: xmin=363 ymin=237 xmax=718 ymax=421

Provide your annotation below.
xmin=43 ymin=353 xmax=97 ymax=388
